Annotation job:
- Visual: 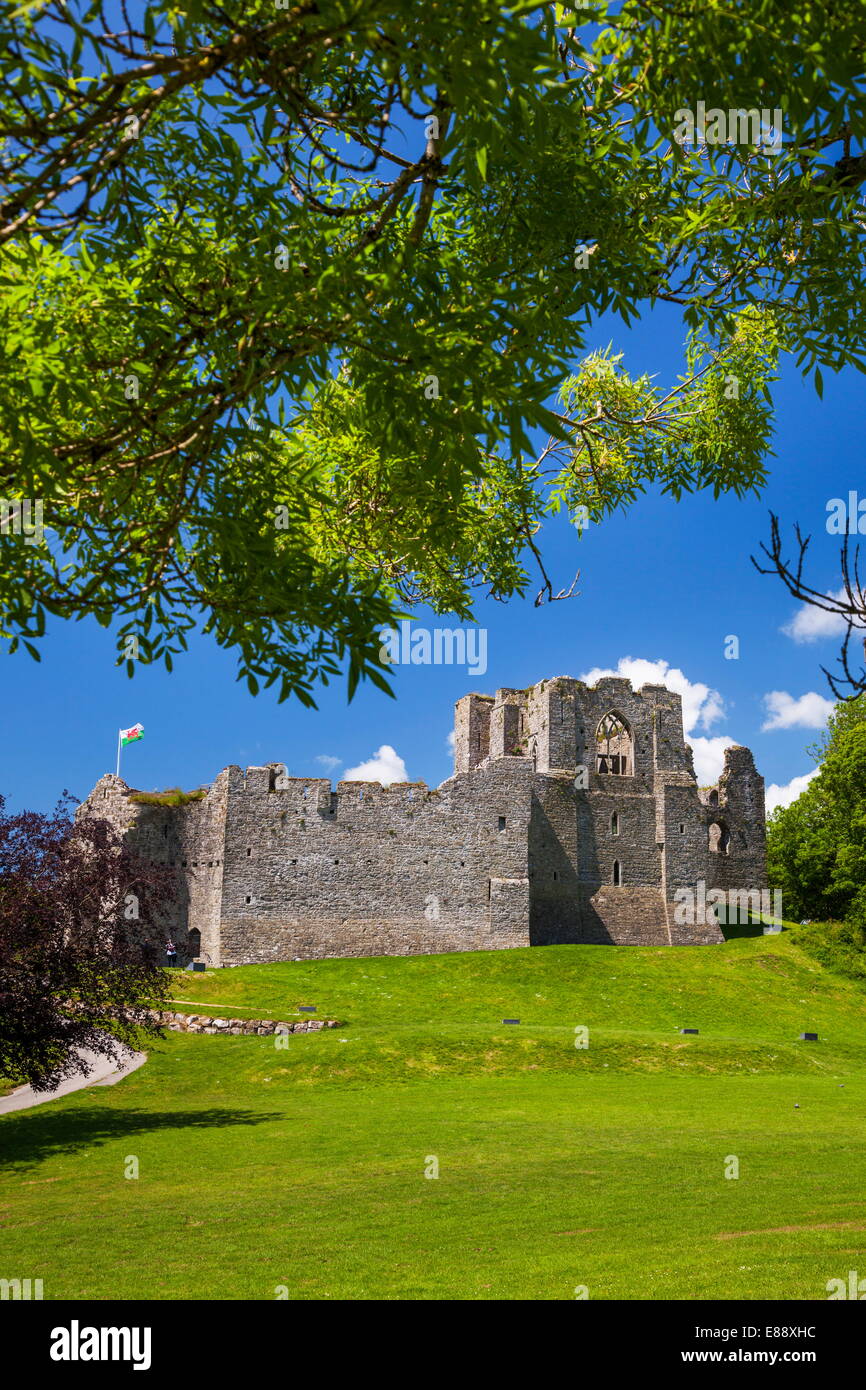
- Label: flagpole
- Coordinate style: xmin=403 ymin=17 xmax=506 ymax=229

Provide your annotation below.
xmin=116 ymin=728 xmax=121 ymax=778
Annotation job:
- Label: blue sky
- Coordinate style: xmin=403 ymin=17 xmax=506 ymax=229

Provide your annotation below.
xmin=2 ymin=299 xmax=861 ymax=817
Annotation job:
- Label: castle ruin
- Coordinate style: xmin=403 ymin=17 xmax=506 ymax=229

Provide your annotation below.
xmin=79 ymin=675 xmax=767 ymax=965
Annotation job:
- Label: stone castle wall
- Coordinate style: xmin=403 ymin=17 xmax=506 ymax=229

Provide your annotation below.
xmin=79 ymin=673 xmax=768 ymax=963
xmin=216 ymin=758 xmax=532 ymax=964
xmin=81 ymin=774 xmax=228 ymax=964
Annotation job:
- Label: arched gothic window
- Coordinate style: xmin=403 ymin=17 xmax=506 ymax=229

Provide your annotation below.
xmin=596 ymin=713 xmax=632 ymax=776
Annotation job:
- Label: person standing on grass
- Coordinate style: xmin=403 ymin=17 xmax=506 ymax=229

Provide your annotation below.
xmin=165 ymin=938 xmax=177 ymax=969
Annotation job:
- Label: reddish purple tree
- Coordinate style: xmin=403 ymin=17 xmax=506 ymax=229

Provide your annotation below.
xmin=0 ymin=793 xmax=178 ymax=1090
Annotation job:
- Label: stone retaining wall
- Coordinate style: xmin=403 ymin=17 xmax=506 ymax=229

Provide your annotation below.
xmin=149 ymin=1010 xmax=342 ymax=1035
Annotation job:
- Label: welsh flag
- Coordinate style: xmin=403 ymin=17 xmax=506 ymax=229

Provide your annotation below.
xmin=120 ymin=723 xmax=144 ymax=747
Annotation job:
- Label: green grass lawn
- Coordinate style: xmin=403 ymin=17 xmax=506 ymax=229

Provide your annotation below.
xmin=2 ymin=932 xmax=865 ymax=1300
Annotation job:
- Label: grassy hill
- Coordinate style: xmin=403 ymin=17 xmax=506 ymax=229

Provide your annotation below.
xmin=2 ymin=932 xmax=866 ymax=1300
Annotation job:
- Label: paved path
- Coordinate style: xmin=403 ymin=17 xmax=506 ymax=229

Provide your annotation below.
xmin=0 ymin=1045 xmax=148 ymax=1115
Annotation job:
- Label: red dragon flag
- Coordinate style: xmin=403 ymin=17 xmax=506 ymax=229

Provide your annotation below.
xmin=116 ymin=722 xmax=144 ymax=776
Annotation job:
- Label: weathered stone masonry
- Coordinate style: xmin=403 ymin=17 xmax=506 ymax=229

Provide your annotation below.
xmin=79 ymin=674 xmax=767 ymax=964
xmin=148 ymin=1010 xmax=343 ymax=1036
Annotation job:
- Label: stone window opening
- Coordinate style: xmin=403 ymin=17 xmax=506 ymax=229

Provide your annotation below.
xmin=188 ymin=928 xmax=201 ymax=957
xmin=613 ymin=859 xmax=621 ymax=886
xmin=679 ymin=823 xmax=685 ymax=834
xmin=245 ymin=895 xmax=252 ymax=904
xmin=553 ymin=871 xmax=558 ymax=881
xmin=246 ymin=847 xmax=252 ymax=857
xmin=708 ymin=789 xmax=719 ymax=807
xmin=596 ymin=713 xmax=632 ymax=776
xmin=708 ymin=821 xmax=731 ymax=855
xmin=498 ymin=816 xmax=506 ymax=831
xmin=611 ymin=811 xmax=619 ymax=837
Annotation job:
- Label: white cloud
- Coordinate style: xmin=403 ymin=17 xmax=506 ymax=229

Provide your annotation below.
xmin=314 ymin=754 xmax=341 ymax=770
xmin=761 ymin=690 xmax=835 ymax=732
xmin=578 ymin=656 xmax=725 ymax=736
xmin=688 ymin=735 xmax=737 ymax=786
xmin=781 ymin=587 xmax=862 ymax=643
xmin=446 ymin=730 xmax=455 ymax=755
xmin=342 ymin=744 xmax=408 ymax=785
xmin=765 ymin=768 xmax=820 ymax=816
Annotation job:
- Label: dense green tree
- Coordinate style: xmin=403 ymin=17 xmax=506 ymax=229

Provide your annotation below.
xmin=767 ymin=695 xmax=866 ymax=927
xmin=766 ymin=778 xmax=846 ymax=924
xmin=2 ymin=1 xmax=866 ymax=701
xmin=815 ymin=721 xmax=866 ymax=932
